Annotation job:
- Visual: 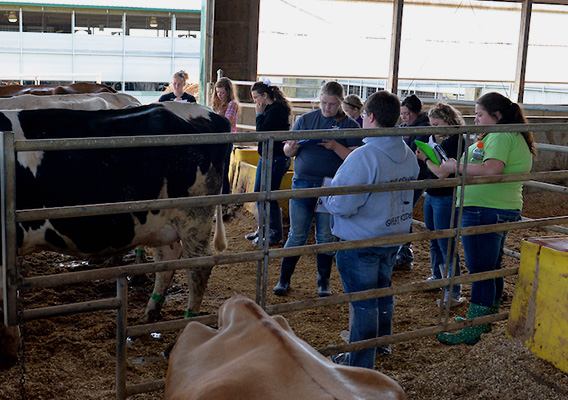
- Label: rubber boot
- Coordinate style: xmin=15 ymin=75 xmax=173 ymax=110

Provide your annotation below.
xmin=316 ymin=253 xmax=334 ymax=297
xmin=273 ymin=256 xmax=300 ymax=296
xmin=438 ymin=302 xmax=492 ymax=345
xmin=454 ymin=298 xmax=501 ymax=333
xmin=490 ymin=298 xmax=502 ymax=314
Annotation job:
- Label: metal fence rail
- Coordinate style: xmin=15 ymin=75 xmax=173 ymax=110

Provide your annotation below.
xmin=2 ymin=122 xmax=568 ymax=399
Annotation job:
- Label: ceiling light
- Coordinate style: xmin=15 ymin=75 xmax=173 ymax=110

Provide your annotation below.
xmin=8 ymin=11 xmax=18 ymax=23
xmin=149 ymin=17 xmax=158 ymax=28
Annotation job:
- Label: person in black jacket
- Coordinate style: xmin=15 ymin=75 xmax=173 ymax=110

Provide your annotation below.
xmin=394 ymin=94 xmax=431 ymax=271
xmin=158 ymin=70 xmax=196 ymax=103
xmin=245 ymin=81 xmax=292 ymax=245
xmin=415 ymin=102 xmax=465 ymax=307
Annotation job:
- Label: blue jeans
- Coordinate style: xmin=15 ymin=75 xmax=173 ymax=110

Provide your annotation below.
xmin=460 ymin=206 xmax=521 ymax=307
xmin=423 ymin=194 xmax=461 ymax=297
xmin=254 ymin=155 xmax=291 ymax=234
xmin=284 ymin=178 xmax=334 ymax=250
xmin=336 ymin=246 xmax=398 ymax=369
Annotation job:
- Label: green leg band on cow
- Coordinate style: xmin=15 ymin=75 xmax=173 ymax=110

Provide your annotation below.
xmin=151 ymin=293 xmax=166 ymax=303
xmin=135 ymin=248 xmax=146 ymax=254
xmin=185 ymin=310 xmax=199 ymax=318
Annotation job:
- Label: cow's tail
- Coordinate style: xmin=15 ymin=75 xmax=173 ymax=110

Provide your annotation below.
xmin=213 ymin=205 xmax=228 ymax=252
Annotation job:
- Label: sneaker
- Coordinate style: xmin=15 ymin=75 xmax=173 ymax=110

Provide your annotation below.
xmin=330 ymin=353 xmax=349 ymax=365
xmin=245 ymin=230 xmax=258 ymax=241
xmin=252 ymin=236 xmax=283 ymax=246
xmin=437 ymin=296 xmax=466 ymax=308
xmin=424 ymin=276 xmax=442 ymax=292
xmin=376 ymin=345 xmax=392 ymax=356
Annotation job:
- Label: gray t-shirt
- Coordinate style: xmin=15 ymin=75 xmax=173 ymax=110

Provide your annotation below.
xmin=292 ymin=109 xmax=362 ymax=182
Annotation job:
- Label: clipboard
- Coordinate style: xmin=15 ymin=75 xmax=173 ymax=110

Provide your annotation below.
xmin=414 ymin=140 xmax=446 ymax=166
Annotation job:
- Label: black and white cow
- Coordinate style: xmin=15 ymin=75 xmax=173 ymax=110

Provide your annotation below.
xmin=0 ymin=92 xmax=141 ymax=110
xmin=0 ymin=102 xmax=231 ymax=368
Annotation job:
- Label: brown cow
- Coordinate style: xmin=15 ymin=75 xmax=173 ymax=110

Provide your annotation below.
xmin=0 ymin=82 xmax=116 ymax=97
xmin=166 ymin=296 xmax=406 ymax=400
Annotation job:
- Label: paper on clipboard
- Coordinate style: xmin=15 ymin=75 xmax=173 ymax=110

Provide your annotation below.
xmin=315 ymin=177 xmax=333 ymax=213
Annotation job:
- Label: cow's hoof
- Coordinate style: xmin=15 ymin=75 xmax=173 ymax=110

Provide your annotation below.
xmin=142 ymin=310 xmax=162 ymax=324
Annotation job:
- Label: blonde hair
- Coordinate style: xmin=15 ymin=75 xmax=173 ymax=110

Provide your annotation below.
xmin=172 ymin=70 xmax=188 ymax=82
xmin=428 ymin=102 xmax=465 ymax=126
xmin=320 ymin=81 xmax=346 ymax=121
xmin=211 ymin=77 xmax=239 ymax=114
xmin=343 ymin=94 xmax=363 ymax=110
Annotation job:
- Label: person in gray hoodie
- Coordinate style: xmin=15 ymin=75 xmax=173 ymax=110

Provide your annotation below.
xmin=322 ymin=91 xmax=419 ymax=369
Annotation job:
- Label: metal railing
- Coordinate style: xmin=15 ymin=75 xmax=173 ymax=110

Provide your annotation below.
xmin=2 ymin=122 xmax=568 ymax=398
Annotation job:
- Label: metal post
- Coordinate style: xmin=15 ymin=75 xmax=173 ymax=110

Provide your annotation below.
xmin=115 ymin=277 xmax=128 ymax=400
xmin=171 ymin=14 xmax=176 ymax=76
xmin=255 ymin=137 xmax=274 ymax=309
xmin=261 ymin=138 xmax=274 ymax=309
xmin=2 ymin=132 xmax=19 ymax=326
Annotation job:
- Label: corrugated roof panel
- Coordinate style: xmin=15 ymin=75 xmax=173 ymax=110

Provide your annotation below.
xmin=0 ymin=0 xmax=201 ymax=12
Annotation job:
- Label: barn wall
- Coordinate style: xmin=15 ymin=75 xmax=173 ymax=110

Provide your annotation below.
xmin=212 ymin=0 xmax=260 ymax=100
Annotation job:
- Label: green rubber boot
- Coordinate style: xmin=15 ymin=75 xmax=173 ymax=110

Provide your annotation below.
xmin=490 ymin=298 xmax=502 ymax=314
xmin=438 ymin=303 xmax=492 ymax=345
xmin=454 ymin=298 xmax=501 ymax=333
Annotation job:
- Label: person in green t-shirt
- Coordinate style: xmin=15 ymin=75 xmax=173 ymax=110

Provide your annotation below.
xmin=435 ymin=92 xmax=536 ymax=345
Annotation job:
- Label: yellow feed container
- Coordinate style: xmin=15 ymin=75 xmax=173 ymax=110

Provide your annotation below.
xmin=229 ymin=146 xmax=293 ymax=219
xmin=507 ymin=237 xmax=568 ymax=373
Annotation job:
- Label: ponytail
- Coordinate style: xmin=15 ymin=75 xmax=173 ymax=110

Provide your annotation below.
xmin=477 ymin=92 xmax=536 ymax=156
xmin=251 ymin=81 xmax=291 ymax=115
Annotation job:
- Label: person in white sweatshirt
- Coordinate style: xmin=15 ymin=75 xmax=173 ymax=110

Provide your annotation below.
xmin=322 ymin=91 xmax=419 ymax=369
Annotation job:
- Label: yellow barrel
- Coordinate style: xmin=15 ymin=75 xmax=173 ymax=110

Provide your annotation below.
xmin=507 ymin=236 xmax=568 ymax=373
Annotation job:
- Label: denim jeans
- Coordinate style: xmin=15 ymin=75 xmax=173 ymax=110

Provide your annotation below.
xmin=254 ymin=155 xmax=291 ymax=234
xmin=284 ymin=178 xmax=334 ymax=250
xmin=460 ymin=206 xmax=521 ymax=307
xmin=336 ymin=246 xmax=398 ymax=369
xmin=423 ymin=193 xmax=461 ymax=297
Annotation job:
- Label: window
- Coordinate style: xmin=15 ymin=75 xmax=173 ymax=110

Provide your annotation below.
xmin=175 ymin=14 xmax=200 ymax=38
xmin=126 ymin=15 xmax=171 ymax=37
xmin=22 ymin=10 xmax=71 ymax=33
xmin=75 ymin=12 xmax=123 ymax=36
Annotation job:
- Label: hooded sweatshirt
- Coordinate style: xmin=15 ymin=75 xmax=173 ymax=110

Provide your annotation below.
xmin=322 ymin=136 xmax=419 ymax=242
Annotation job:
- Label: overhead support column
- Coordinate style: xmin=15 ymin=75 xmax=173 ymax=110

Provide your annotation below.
xmin=513 ymin=0 xmax=533 ymax=104
xmin=210 ymin=0 xmax=260 ymax=101
xmin=386 ymin=0 xmax=404 ymax=95
xmin=199 ymin=0 xmax=215 ymax=105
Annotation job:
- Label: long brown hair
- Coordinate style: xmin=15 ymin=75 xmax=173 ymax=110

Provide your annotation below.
xmin=476 ymin=92 xmax=536 ymax=156
xmin=212 ymin=77 xmax=239 ymax=115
